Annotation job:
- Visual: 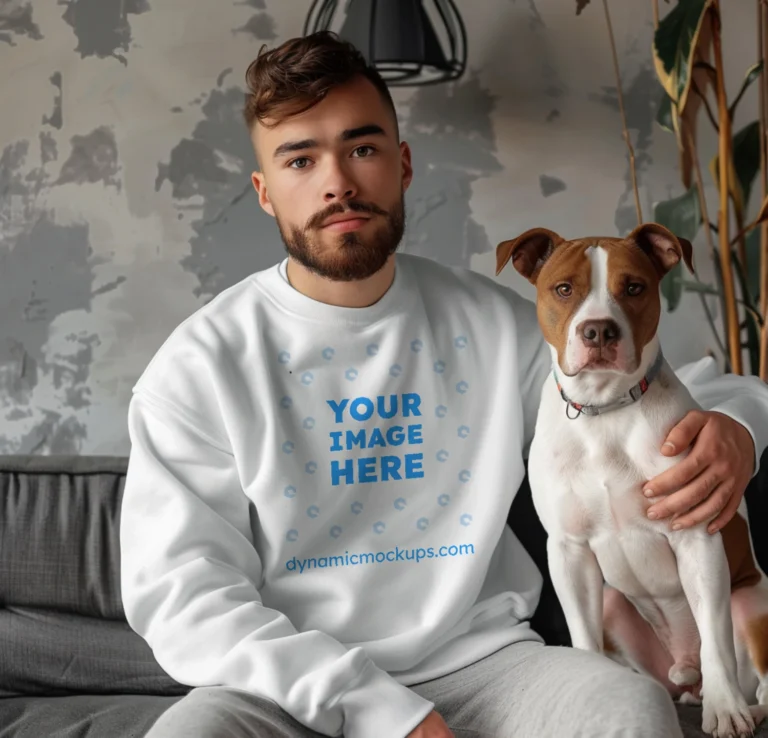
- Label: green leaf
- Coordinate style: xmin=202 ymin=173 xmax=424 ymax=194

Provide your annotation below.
xmin=709 ymin=121 xmax=760 ymax=219
xmin=729 ymin=61 xmax=764 ymax=119
xmin=733 ymin=121 xmax=761 ymax=214
xmin=746 ymin=226 xmax=761 ymax=302
xmin=576 ymin=0 xmax=591 ymax=14
xmin=656 ymin=92 xmax=675 ymax=133
xmin=661 ymin=262 xmax=684 ymax=312
xmin=653 ymin=0 xmax=713 ymax=107
xmin=653 ymin=186 xmax=702 ymax=312
xmin=746 ymin=313 xmax=760 ymax=374
xmin=679 ymin=280 xmax=719 ymax=295
xmin=653 ymin=185 xmax=702 ymax=242
xmin=731 ymin=252 xmax=761 ymax=373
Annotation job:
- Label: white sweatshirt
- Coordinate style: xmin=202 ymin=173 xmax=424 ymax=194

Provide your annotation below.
xmin=120 ymin=252 xmax=768 ymax=738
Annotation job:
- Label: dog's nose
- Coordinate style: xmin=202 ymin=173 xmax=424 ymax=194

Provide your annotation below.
xmin=579 ymin=319 xmax=621 ymax=348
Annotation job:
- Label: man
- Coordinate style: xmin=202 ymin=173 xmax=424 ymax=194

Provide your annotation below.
xmin=121 ymin=31 xmax=768 ymax=738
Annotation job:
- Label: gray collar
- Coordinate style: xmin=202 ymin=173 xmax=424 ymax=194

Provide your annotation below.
xmin=553 ymin=350 xmax=664 ymax=419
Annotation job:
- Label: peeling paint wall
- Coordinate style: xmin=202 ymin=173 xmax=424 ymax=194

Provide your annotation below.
xmin=0 ymin=1 xmax=759 ymax=455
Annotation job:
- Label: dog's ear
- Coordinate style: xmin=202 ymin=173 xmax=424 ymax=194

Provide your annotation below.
xmin=628 ymin=222 xmax=695 ymax=277
xmin=496 ymin=228 xmax=565 ymax=284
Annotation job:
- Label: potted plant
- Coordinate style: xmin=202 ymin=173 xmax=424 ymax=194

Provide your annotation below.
xmin=578 ymin=0 xmax=768 ymax=378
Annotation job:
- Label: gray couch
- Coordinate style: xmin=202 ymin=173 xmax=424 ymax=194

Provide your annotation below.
xmin=0 ymin=453 xmax=766 ymax=738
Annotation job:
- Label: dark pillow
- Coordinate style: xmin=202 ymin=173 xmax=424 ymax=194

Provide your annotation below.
xmin=0 ymin=455 xmax=128 ymax=619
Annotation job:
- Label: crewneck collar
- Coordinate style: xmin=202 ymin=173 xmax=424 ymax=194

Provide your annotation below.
xmin=253 ymin=253 xmax=415 ymax=327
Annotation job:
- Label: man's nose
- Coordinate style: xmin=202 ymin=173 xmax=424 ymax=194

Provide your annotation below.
xmin=323 ymin=160 xmax=357 ymax=202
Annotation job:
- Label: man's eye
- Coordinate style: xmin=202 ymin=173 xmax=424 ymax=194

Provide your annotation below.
xmin=353 ymin=146 xmax=375 ymax=157
xmin=289 ymin=157 xmax=310 ymax=169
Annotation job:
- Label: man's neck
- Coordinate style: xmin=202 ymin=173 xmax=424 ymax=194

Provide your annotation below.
xmin=285 ymin=255 xmax=397 ymax=308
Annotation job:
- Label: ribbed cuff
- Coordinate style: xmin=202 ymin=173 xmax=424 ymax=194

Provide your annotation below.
xmin=336 ymin=660 xmax=435 ymax=738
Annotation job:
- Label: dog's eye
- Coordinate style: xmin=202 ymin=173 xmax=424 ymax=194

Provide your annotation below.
xmin=627 ymin=282 xmax=645 ymax=296
xmin=555 ymin=283 xmax=572 ymax=298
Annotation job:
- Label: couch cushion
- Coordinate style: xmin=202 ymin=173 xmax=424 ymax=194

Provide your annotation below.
xmin=0 ymin=456 xmax=189 ymax=698
xmin=0 ymin=455 xmax=127 ymax=619
xmin=0 ymin=606 xmax=190 ymax=698
xmin=0 ymin=693 xmax=181 ymax=738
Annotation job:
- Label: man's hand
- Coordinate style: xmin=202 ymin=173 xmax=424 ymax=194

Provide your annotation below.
xmin=406 ymin=710 xmax=455 ymax=738
xmin=642 ymin=410 xmax=755 ymax=534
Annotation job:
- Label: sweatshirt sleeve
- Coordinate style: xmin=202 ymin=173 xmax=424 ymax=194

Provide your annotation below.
xmin=120 ymin=390 xmax=434 ymax=738
xmin=675 ymin=356 xmax=768 ymax=476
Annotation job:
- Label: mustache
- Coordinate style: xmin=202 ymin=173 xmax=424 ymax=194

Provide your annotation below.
xmin=306 ymin=199 xmax=389 ymax=230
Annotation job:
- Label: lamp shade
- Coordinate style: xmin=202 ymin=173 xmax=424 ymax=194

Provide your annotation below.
xmin=303 ymin=0 xmax=467 ymax=86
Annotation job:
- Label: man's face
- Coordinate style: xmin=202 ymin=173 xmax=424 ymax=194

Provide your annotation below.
xmin=251 ymin=75 xmax=413 ymax=282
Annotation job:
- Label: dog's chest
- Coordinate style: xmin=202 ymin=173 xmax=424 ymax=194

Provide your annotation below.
xmin=531 ymin=386 xmax=693 ymax=597
xmin=560 ymin=420 xmax=655 ymax=535
xmin=533 ymin=374 xmax=689 ymax=537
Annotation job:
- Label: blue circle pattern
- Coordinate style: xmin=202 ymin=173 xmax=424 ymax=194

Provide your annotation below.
xmin=281 ymin=331 xmax=475 ymax=545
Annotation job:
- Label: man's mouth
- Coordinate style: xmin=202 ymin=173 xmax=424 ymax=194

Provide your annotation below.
xmin=321 ymin=216 xmax=371 ymax=233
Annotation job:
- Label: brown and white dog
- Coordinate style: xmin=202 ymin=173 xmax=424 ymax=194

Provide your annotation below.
xmin=496 ymin=223 xmax=768 ymax=737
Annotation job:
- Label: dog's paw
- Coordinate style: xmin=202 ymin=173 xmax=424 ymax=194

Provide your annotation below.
xmin=750 ymin=705 xmax=768 ymax=726
xmin=757 ymin=679 xmax=768 ymax=707
xmin=679 ymin=691 xmax=702 ymax=706
xmin=669 ymin=662 xmax=701 ymax=687
xmin=702 ymin=691 xmax=756 ymax=738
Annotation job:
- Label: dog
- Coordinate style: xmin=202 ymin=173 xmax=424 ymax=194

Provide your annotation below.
xmin=496 ymin=222 xmax=768 ymax=737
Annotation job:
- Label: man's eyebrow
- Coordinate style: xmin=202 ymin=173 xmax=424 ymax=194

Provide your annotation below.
xmin=272 ymin=124 xmax=386 ymax=160
xmin=340 ymin=124 xmax=386 ymax=140
xmin=273 ymin=138 xmax=317 ymax=159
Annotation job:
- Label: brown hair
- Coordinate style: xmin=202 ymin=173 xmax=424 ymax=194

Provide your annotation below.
xmin=243 ymin=31 xmax=398 ymax=134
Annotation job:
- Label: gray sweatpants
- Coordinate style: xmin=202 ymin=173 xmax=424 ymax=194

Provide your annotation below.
xmin=144 ymin=641 xmax=684 ymax=738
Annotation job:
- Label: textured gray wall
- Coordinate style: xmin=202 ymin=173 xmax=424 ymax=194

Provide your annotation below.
xmin=0 ymin=1 xmax=760 ymax=455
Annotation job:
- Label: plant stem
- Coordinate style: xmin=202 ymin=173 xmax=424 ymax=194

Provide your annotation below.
xmin=692 ymin=78 xmax=720 ymax=132
xmin=712 ymin=1 xmax=743 ymax=373
xmin=603 ymin=0 xmax=643 ymax=225
xmin=760 ymin=0 xmax=768 ymax=379
xmin=685 ymin=121 xmax=729 ymax=364
xmin=734 ymin=211 xmax=748 ymax=271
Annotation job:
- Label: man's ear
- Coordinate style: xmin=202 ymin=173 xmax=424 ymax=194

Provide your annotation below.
xmin=496 ymin=228 xmax=565 ymax=284
xmin=251 ymin=171 xmax=275 ymax=217
xmin=628 ymin=222 xmax=695 ymax=277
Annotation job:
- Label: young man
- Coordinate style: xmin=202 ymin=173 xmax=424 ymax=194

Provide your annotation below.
xmin=121 ymin=32 xmax=768 ymax=738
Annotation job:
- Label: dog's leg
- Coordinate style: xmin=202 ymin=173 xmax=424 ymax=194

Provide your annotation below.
xmin=732 ymin=583 xmax=768 ymax=706
xmin=643 ymin=595 xmax=702 ymax=698
xmin=670 ymin=530 xmax=755 ymax=737
xmin=547 ymin=535 xmax=604 ymax=652
xmin=602 ymin=586 xmax=682 ymax=693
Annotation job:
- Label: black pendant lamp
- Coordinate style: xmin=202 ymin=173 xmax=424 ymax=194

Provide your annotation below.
xmin=303 ymin=0 xmax=467 ymax=86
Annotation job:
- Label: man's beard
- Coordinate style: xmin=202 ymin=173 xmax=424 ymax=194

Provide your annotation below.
xmin=276 ymin=195 xmax=406 ymax=282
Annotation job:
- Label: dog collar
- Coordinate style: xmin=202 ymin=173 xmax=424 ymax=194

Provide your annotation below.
xmin=553 ymin=349 xmax=664 ymax=419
